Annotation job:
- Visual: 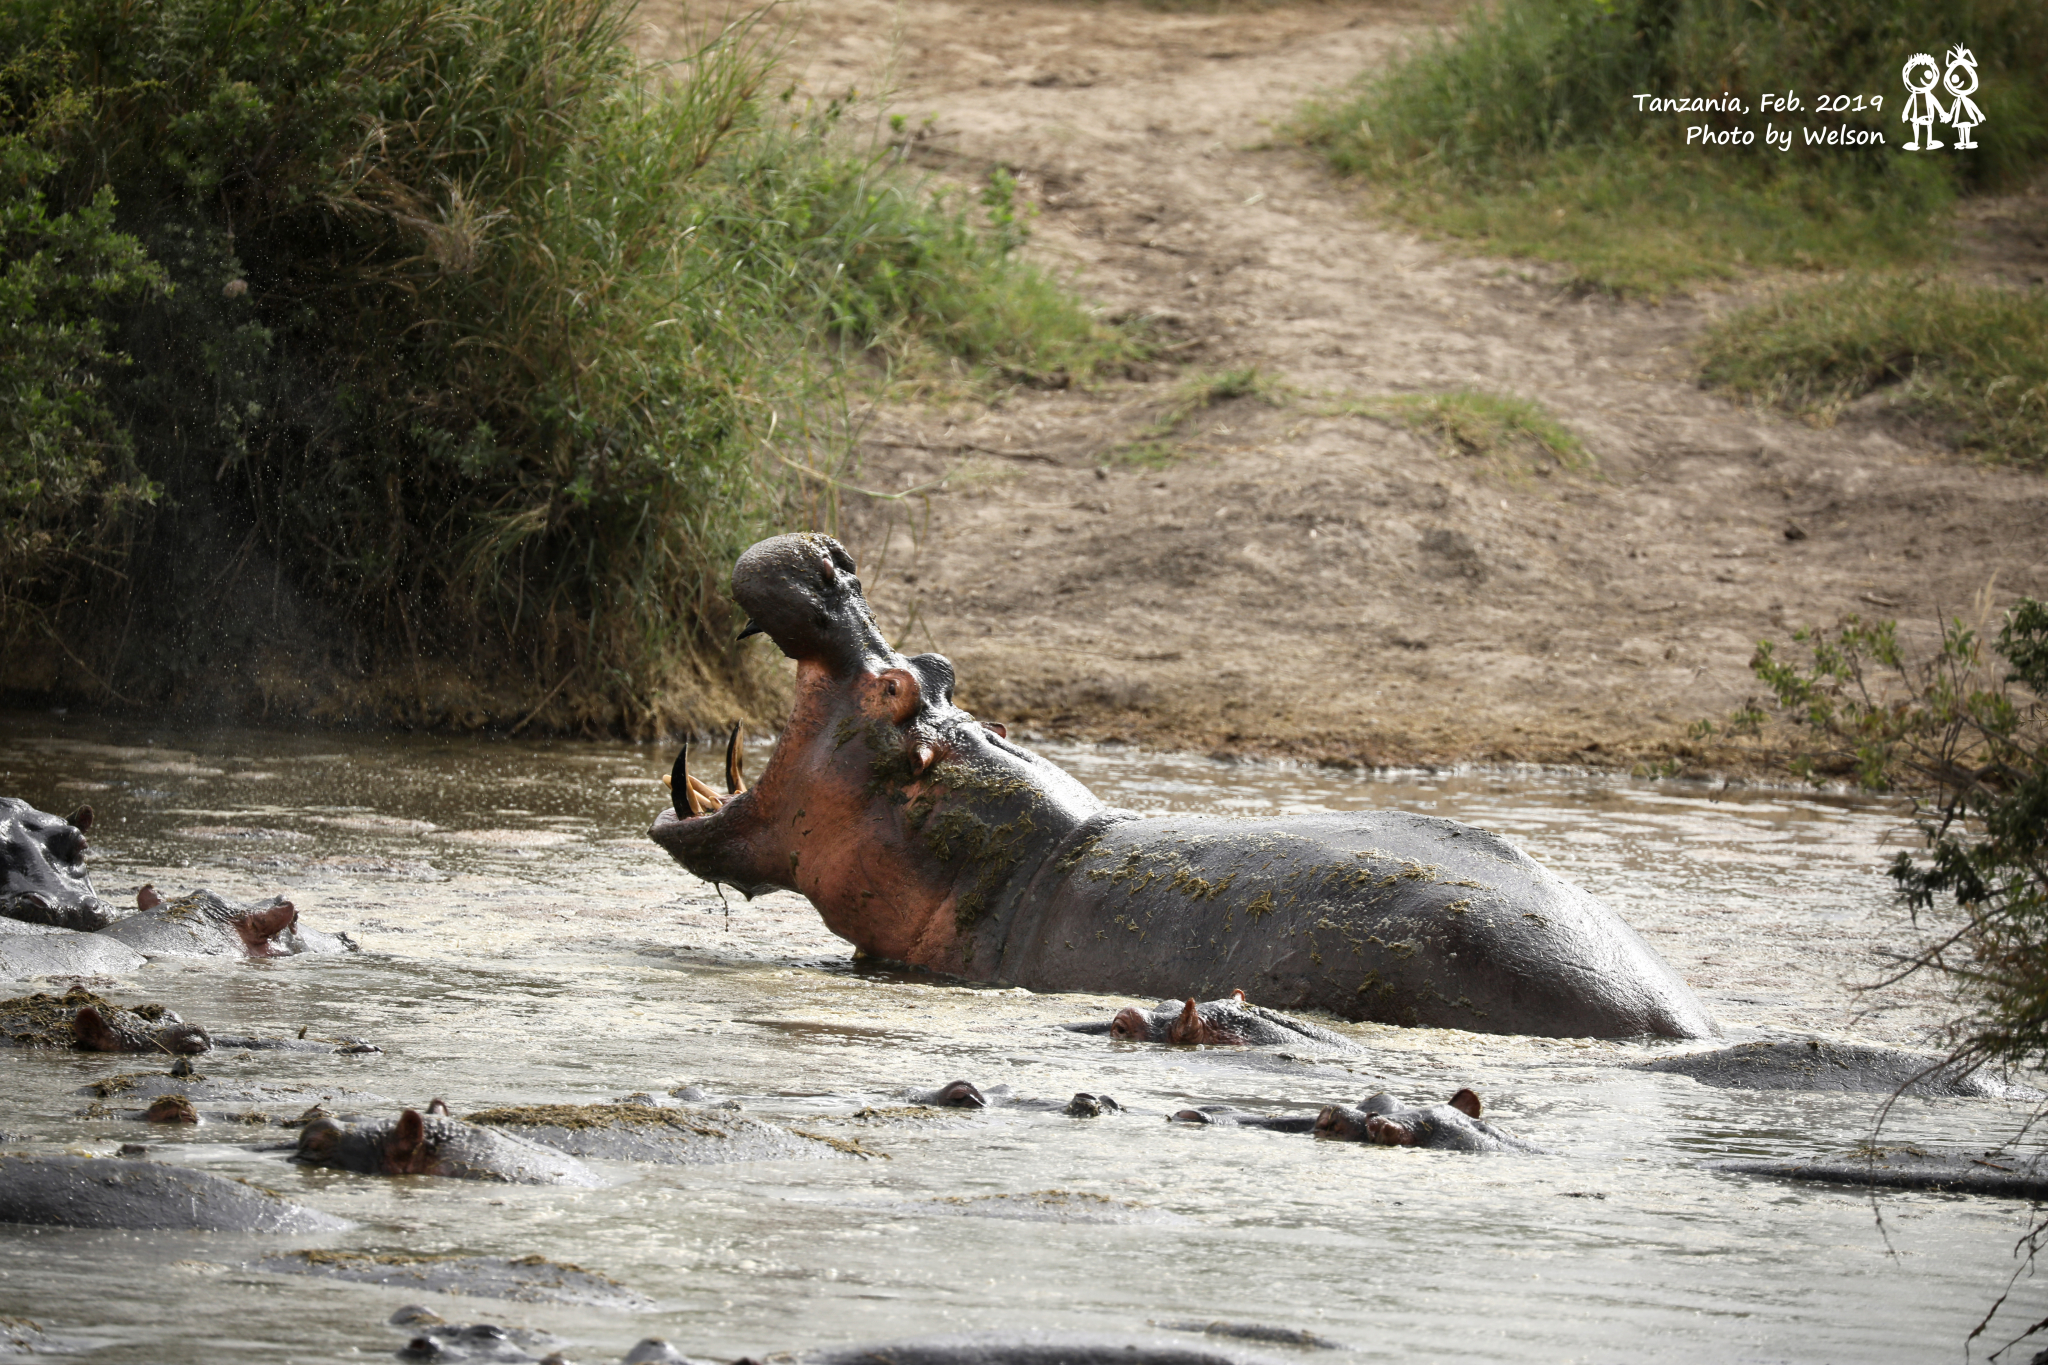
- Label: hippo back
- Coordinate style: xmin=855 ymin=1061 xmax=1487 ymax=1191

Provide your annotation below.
xmin=999 ymin=809 xmax=1713 ymax=1039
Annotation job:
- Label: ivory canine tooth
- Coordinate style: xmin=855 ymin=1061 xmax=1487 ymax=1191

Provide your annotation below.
xmin=725 ymin=723 xmax=746 ymax=794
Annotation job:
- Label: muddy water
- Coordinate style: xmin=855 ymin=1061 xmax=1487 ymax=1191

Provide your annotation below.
xmin=0 ymin=714 xmax=2034 ymax=1363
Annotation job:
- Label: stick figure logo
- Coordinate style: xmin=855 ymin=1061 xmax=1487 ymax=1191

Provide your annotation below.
xmin=1903 ymin=46 xmax=1986 ymax=151
xmin=1900 ymin=52 xmax=1944 ymax=150
xmin=1943 ymin=46 xmax=1983 ymax=149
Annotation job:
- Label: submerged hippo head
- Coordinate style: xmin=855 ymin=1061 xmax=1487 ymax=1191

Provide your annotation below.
xmin=297 ymin=1108 xmax=441 ymax=1175
xmin=1111 ymin=993 xmax=1253 ymax=1046
xmin=0 ymin=798 xmax=112 ymax=932
xmin=1313 ymin=1089 xmax=1525 ymax=1152
xmin=650 ymin=534 xmax=1103 ymax=970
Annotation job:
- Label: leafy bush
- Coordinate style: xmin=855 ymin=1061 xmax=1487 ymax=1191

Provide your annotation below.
xmin=0 ymin=47 xmax=164 ymax=652
xmin=1743 ymin=601 xmax=2048 ymax=1081
xmin=0 ymin=0 xmax=1117 ymax=731
xmin=1296 ymin=0 xmax=2048 ymax=293
xmin=1699 ymin=274 xmax=2048 ymax=470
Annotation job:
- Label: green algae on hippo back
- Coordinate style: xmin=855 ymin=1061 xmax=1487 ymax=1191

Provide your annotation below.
xmin=0 ymin=985 xmax=211 ymax=1054
xmin=650 ymin=533 xmax=1716 ymax=1040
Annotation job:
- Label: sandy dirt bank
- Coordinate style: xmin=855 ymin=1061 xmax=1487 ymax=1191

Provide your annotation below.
xmin=642 ymin=0 xmax=2048 ymax=768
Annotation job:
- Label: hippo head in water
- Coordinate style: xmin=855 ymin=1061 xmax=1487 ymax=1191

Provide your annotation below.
xmin=650 ymin=534 xmax=1717 ymax=1039
xmin=0 ymin=798 xmax=112 ymax=932
xmin=649 ymin=533 xmax=1103 ymax=973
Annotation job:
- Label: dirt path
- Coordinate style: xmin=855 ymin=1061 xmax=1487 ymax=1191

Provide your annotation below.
xmin=644 ymin=0 xmax=2048 ymax=768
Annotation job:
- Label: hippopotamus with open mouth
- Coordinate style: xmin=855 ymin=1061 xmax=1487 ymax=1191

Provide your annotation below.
xmin=650 ymin=533 xmax=1715 ymax=1040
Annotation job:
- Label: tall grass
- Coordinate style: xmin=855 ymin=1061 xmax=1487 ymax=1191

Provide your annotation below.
xmin=0 ymin=0 xmax=1119 ymax=732
xmin=1700 ymin=276 xmax=2048 ymax=468
xmin=1298 ymin=0 xmax=2048 ymax=294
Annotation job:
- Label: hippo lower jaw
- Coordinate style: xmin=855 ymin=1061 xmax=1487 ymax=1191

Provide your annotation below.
xmin=649 ymin=800 xmax=782 ymax=900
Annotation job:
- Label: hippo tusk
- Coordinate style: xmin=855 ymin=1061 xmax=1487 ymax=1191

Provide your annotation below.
xmin=686 ymin=772 xmax=725 ymax=816
xmin=737 ymin=619 xmax=764 ymax=641
xmin=669 ymin=737 xmax=689 ymax=800
xmin=725 ymin=723 xmax=746 ymax=794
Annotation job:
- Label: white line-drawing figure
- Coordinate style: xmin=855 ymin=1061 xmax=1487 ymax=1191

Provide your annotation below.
xmin=1901 ymin=52 xmax=1946 ymax=150
xmin=1943 ymin=45 xmax=1984 ymax=149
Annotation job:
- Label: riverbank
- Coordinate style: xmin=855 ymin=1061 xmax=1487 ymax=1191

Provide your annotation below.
xmin=639 ymin=0 xmax=2048 ymax=773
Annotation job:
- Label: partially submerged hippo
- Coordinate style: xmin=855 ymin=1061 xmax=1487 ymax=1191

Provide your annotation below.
xmin=294 ymin=1106 xmax=603 ymax=1185
xmin=1167 ymin=1106 xmax=1319 ymax=1133
xmin=465 ymin=1101 xmax=857 ymax=1164
xmin=0 ymin=798 xmax=111 ymax=930
xmin=0 ymin=1153 xmax=349 ymax=1231
xmin=1071 ymin=993 xmax=1357 ymax=1049
xmin=104 ymin=886 xmax=357 ymax=957
xmin=1716 ymin=1146 xmax=2048 ymax=1200
xmin=1313 ymin=1089 xmax=1539 ymax=1152
xmin=256 ymin=1251 xmax=650 ymax=1309
xmin=0 ymin=986 xmax=211 ymax=1053
xmin=1636 ymin=1040 xmax=2032 ymax=1098
xmin=903 ymin=1081 xmax=1123 ymax=1117
xmin=650 ymin=534 xmax=1714 ymax=1040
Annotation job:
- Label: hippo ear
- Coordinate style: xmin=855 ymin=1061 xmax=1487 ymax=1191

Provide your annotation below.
xmin=388 ymin=1108 xmax=427 ymax=1165
xmin=877 ymin=668 xmax=923 ymax=725
xmin=72 ymin=1005 xmax=120 ymax=1052
xmin=1449 ymin=1087 xmax=1483 ymax=1118
xmin=66 ymin=805 xmax=93 ymax=834
xmin=137 ymin=884 xmax=162 ymax=911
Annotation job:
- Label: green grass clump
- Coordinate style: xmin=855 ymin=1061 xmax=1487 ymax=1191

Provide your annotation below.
xmin=1108 ymin=366 xmax=1282 ymax=466
xmin=1353 ymin=391 xmax=1588 ymax=478
xmin=1699 ymin=277 xmax=2048 ymax=468
xmin=0 ymin=0 xmax=1120 ymax=732
xmin=1297 ymin=0 xmax=2048 ymax=295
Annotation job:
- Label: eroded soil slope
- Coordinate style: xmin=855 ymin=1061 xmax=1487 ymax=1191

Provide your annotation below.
xmin=643 ymin=0 xmax=2048 ymax=767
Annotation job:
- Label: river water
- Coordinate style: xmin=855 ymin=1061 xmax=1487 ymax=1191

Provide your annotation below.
xmin=0 ymin=713 xmax=2035 ymax=1363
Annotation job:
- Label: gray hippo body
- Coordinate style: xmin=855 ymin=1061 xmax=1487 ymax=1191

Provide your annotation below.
xmin=1638 ymin=1040 xmax=2034 ymax=1098
xmin=294 ymin=1108 xmax=603 ymax=1186
xmin=0 ymin=798 xmax=111 ymax=931
xmin=255 ymin=1251 xmax=652 ymax=1308
xmin=1006 ymin=812 xmax=1707 ymax=1038
xmin=793 ymin=1335 xmax=1282 ymax=1365
xmin=1718 ymin=1147 xmax=2048 ymax=1200
xmin=649 ymin=534 xmax=1716 ymax=1042
xmin=0 ymin=918 xmax=146 ymax=977
xmin=0 ymin=1154 xmax=349 ymax=1231
xmin=1168 ymin=1106 xmax=1321 ymax=1133
xmin=466 ymin=1102 xmax=854 ymax=1165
